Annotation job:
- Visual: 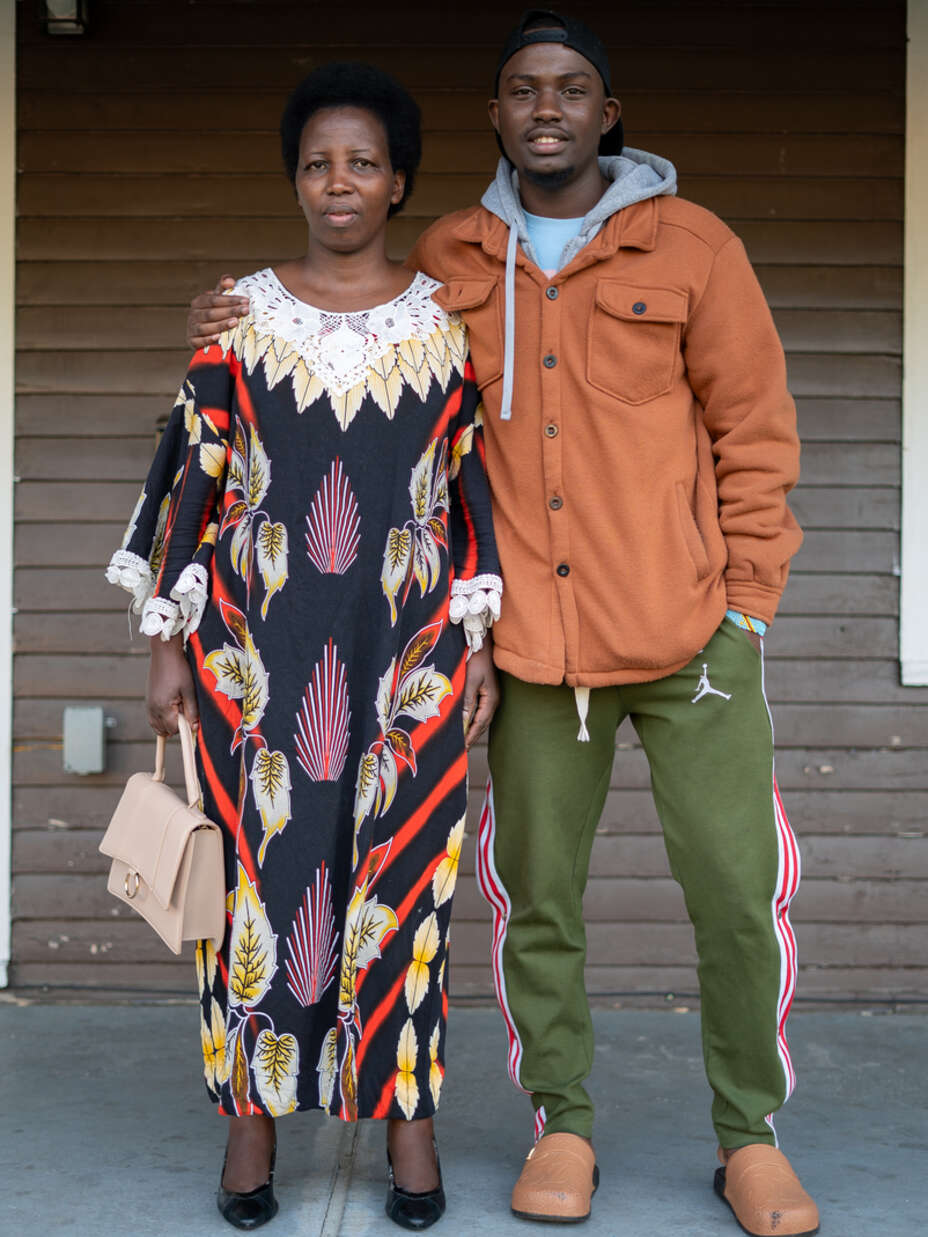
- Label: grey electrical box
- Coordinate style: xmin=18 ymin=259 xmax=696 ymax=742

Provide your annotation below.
xmin=63 ymin=705 xmax=106 ymax=775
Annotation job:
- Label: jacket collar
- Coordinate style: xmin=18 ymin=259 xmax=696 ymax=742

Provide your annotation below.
xmin=451 ymin=197 xmax=659 ymax=264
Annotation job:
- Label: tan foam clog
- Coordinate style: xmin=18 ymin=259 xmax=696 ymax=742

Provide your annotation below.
xmin=511 ymin=1132 xmax=599 ymax=1223
xmin=715 ymin=1144 xmax=820 ymax=1236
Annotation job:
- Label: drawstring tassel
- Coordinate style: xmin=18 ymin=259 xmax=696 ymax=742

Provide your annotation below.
xmin=499 ymin=225 xmax=519 ymax=421
xmin=574 ymin=686 xmax=591 ymax=743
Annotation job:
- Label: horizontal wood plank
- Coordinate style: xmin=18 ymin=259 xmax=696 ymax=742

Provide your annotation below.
xmin=447 ymin=963 xmax=928 ymax=1001
xmin=15 ymin=89 xmax=906 ymax=137
xmin=11 ymin=737 xmax=928 ymax=791
xmin=779 ymin=574 xmax=897 ymax=615
xmin=14 ymin=870 xmax=927 ymax=926
xmin=15 ymin=172 xmax=905 ymax=223
xmin=10 ymin=567 xmax=898 ymax=619
xmin=15 ymin=264 xmax=904 ymax=313
xmin=11 ymin=915 xmax=926 ymax=968
xmin=17 ymin=131 xmax=905 ymax=179
xmin=14 ymin=654 xmax=147 ymax=699
xmin=15 ymin=218 xmax=904 ymax=266
xmin=14 ymin=305 xmax=903 ymax=357
xmin=15 ymin=3 xmax=907 ymax=52
xmin=17 ymin=45 xmax=905 ymax=93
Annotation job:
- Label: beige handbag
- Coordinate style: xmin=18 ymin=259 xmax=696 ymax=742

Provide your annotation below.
xmin=99 ymin=714 xmax=226 ymax=954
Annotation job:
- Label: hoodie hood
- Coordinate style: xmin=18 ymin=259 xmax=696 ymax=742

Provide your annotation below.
xmin=484 ymin=148 xmax=677 ymax=429
xmin=482 ymin=148 xmax=677 ymax=272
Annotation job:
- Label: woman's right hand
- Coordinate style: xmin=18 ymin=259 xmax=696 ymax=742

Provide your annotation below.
xmin=147 ymin=634 xmax=199 ymax=736
xmin=186 ymin=274 xmax=249 ymax=350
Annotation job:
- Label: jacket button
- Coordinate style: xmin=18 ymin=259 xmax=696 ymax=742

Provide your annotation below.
xmin=545 ymin=423 xmax=558 ymax=437
xmin=632 ymin=301 xmax=647 ymax=315
xmin=549 ymin=496 xmax=563 ymax=510
xmin=543 ymin=354 xmax=557 ymax=368
xmin=545 ymin=286 xmax=559 ymax=300
xmin=556 ymin=563 xmax=570 ymax=577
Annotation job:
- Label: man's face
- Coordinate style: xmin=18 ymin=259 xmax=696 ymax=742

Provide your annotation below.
xmin=489 ymin=41 xmax=620 ymax=188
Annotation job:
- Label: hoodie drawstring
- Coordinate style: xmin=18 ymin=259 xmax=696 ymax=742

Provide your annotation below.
xmin=499 ymin=223 xmax=519 ymax=421
xmin=574 ymin=686 xmax=591 ymax=742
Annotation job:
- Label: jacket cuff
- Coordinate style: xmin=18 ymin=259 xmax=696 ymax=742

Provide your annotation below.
xmin=724 ymin=579 xmax=783 ymax=628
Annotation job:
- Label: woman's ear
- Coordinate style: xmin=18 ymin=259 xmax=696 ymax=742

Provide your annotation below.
xmin=391 ymin=169 xmax=406 ymax=206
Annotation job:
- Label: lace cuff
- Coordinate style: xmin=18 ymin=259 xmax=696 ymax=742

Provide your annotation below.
xmin=172 ymin=564 xmax=209 ymax=635
xmin=109 ymin=554 xmax=209 ymax=642
xmin=105 ymin=549 xmax=154 ymax=614
xmin=449 ymin=574 xmax=503 ymax=653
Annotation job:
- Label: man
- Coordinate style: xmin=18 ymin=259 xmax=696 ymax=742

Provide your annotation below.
xmin=187 ymin=13 xmax=818 ymax=1235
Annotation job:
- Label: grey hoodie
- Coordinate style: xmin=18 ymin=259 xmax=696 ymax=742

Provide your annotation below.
xmin=481 ymin=148 xmax=677 ymax=420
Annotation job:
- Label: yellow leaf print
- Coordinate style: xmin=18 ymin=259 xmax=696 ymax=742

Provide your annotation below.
xmin=352 ymin=751 xmax=380 ymax=860
xmin=317 ymin=1027 xmax=338 ymax=1111
xmin=404 ymin=912 xmax=439 ymax=1013
xmin=338 ymin=887 xmax=399 ymax=1017
xmin=396 ymin=1018 xmax=420 ymax=1120
xmin=200 ymin=999 xmax=229 ymax=1092
xmin=199 ymin=441 xmax=226 ymax=478
xmin=195 ymin=938 xmax=218 ymax=995
xmin=432 ymin=815 xmax=466 ymax=907
xmin=381 ymin=528 xmax=413 ymax=626
xmin=228 ymin=863 xmax=277 ymax=1008
xmin=340 ymin=1036 xmax=358 ymax=1121
xmin=253 ymin=1029 xmax=300 ymax=1116
xmin=395 ymin=667 xmax=452 ymax=725
xmin=231 ymin=1029 xmax=251 ymax=1110
xmin=251 ymin=749 xmax=292 ymax=866
xmin=449 ymin=422 xmax=475 ymax=481
xmin=204 ymin=634 xmax=269 ymax=738
xmin=429 ymin=1023 xmax=443 ymax=1108
xmin=247 ymin=423 xmax=271 ymax=509
xmin=255 ymin=519 xmax=289 ymax=620
xmin=409 ymin=441 xmax=436 ymax=523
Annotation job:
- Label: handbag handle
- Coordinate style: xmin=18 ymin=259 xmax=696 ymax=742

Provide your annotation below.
xmin=153 ymin=714 xmax=202 ymax=808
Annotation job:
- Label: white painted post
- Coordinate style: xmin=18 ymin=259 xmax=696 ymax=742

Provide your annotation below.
xmin=0 ymin=0 xmax=15 ymax=985
xmin=901 ymin=0 xmax=928 ymax=685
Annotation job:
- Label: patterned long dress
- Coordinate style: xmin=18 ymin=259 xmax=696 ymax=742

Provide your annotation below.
xmin=107 ymin=270 xmax=501 ymax=1122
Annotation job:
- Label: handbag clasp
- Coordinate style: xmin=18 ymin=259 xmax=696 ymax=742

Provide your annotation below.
xmin=124 ymin=870 xmax=141 ymax=899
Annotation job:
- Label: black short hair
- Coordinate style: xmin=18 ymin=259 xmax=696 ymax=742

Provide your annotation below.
xmin=280 ymin=62 xmax=421 ymax=217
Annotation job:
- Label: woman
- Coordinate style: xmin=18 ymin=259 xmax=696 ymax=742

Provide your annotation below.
xmin=107 ymin=63 xmax=501 ymax=1232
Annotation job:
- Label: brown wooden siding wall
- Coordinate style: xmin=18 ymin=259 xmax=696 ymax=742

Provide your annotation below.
xmin=12 ymin=0 xmax=925 ymax=999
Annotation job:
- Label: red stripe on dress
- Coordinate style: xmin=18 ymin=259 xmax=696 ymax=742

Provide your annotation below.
xmin=377 ymin=752 xmax=468 ymax=880
xmin=373 ymin=1070 xmax=398 ymax=1118
xmin=355 ymin=852 xmax=446 ymax=1003
xmin=356 ymin=972 xmax=405 ymax=1072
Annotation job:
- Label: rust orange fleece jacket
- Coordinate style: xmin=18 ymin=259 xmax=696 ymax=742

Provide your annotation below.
xmin=407 ymin=194 xmax=802 ymax=688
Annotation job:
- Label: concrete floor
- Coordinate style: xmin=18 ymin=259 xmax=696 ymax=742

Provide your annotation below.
xmin=0 ymin=1001 xmax=924 ymax=1235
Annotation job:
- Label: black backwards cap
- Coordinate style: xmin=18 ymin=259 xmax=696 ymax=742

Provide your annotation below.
xmin=494 ymin=9 xmax=623 ymax=156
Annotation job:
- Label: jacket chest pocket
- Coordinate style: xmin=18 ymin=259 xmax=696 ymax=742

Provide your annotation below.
xmin=587 ymin=281 xmax=688 ymax=405
xmin=432 ymin=277 xmax=503 ymax=390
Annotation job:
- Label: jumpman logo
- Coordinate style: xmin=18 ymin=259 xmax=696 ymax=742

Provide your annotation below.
xmin=691 ymin=663 xmax=732 ymax=704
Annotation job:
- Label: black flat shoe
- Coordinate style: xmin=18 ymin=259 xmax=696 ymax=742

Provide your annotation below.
xmin=385 ymin=1140 xmax=446 ymax=1230
xmin=217 ymin=1140 xmax=279 ymax=1230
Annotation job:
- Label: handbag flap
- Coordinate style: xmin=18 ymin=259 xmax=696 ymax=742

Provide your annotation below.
xmin=99 ymin=771 xmax=216 ymax=911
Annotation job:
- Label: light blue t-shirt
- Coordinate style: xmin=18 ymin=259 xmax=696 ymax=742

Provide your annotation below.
xmin=523 ymin=211 xmax=585 ymax=273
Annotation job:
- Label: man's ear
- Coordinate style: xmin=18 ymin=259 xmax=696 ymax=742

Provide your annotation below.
xmin=602 ymin=96 xmax=621 ymax=136
xmin=488 ymin=98 xmax=501 ymax=134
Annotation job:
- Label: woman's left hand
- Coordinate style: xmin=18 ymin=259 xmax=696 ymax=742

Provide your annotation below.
xmin=462 ymin=643 xmax=499 ymax=749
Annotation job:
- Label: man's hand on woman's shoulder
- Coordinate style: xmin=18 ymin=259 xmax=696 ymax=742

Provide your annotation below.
xmin=186 ymin=273 xmax=249 ymax=349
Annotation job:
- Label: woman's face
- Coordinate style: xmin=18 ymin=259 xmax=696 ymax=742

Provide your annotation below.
xmin=295 ymin=106 xmax=405 ymax=252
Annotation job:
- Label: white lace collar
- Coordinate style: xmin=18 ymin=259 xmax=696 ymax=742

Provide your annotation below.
xmin=218 ymin=268 xmax=467 ymax=430
xmin=238 ymin=269 xmax=445 ymax=390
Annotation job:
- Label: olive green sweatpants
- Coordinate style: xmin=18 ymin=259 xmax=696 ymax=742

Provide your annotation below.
xmin=479 ymin=620 xmax=799 ymax=1149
